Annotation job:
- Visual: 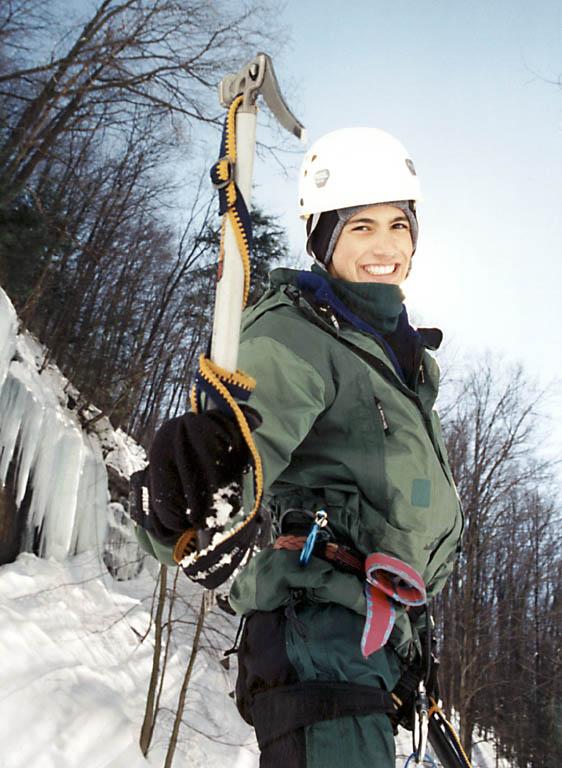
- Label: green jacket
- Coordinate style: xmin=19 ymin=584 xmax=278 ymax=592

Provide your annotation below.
xmin=228 ymin=268 xmax=463 ymax=659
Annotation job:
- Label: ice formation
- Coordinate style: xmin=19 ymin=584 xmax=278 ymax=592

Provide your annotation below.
xmin=0 ymin=288 xmax=109 ymax=560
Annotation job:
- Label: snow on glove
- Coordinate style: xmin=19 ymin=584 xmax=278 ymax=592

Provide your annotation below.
xmin=130 ymin=406 xmax=261 ymax=547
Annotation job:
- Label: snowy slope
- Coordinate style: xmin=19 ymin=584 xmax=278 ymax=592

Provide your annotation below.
xmin=0 ymin=287 xmax=146 ymax=565
xmin=0 ymin=551 xmax=512 ymax=768
xmin=0 ymin=551 xmax=260 ymax=768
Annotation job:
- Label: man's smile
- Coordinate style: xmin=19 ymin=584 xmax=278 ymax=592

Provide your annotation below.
xmin=362 ymin=264 xmax=398 ymax=277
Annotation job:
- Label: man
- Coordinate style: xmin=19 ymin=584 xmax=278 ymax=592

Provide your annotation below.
xmin=134 ymin=127 xmax=463 ymax=767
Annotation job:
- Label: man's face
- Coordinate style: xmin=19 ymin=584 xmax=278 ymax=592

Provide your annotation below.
xmin=327 ymin=204 xmax=414 ymax=285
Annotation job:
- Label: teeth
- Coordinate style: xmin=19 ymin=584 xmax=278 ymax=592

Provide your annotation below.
xmin=364 ymin=264 xmax=395 ymax=275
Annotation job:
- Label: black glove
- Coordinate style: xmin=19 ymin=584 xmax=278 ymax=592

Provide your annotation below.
xmin=132 ymin=406 xmax=260 ymax=545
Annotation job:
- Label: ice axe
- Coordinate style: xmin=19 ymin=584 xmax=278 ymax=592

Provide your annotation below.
xmin=173 ymin=54 xmax=306 ymax=587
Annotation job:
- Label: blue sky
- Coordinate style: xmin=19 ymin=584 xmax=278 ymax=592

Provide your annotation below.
xmin=249 ymin=0 xmax=561 ymax=413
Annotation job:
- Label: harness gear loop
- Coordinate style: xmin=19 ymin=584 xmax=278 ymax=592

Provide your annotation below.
xmin=274 ymin=534 xmax=365 ymax=576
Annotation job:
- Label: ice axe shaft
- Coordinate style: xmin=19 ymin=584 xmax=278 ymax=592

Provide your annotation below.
xmin=210 ymin=53 xmax=306 ymax=373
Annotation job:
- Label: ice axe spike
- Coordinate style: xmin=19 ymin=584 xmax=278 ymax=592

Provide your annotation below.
xmin=218 ymin=52 xmax=307 ymax=141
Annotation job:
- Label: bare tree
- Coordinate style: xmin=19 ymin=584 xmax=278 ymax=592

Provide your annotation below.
xmin=0 ymin=0 xmax=279 ymax=203
xmin=0 ymin=0 xmax=288 ymax=444
xmin=434 ymin=356 xmax=561 ymax=764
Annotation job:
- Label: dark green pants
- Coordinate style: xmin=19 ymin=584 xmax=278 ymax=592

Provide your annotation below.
xmin=236 ymin=599 xmax=402 ymax=767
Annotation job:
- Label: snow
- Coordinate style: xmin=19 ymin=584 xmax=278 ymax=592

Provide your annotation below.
xmin=0 ymin=288 xmax=17 ymax=391
xmin=0 ymin=286 xmax=514 ymax=767
xmin=0 ymin=551 xmax=259 ymax=768
xmin=0 ymin=550 xmax=514 ymax=768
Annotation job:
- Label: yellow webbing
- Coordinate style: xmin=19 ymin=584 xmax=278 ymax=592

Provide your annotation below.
xmin=212 ymin=93 xmax=254 ymax=306
xmin=190 ymin=355 xmax=263 ymax=493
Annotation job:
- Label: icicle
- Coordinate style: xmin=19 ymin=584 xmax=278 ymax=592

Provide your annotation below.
xmin=71 ymin=432 xmax=109 ymax=555
xmin=0 ymin=289 xmax=17 ymax=392
xmin=0 ymin=288 xmax=110 ymax=561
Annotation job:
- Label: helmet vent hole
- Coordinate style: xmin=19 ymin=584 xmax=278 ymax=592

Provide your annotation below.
xmin=311 ymin=154 xmax=317 ymax=162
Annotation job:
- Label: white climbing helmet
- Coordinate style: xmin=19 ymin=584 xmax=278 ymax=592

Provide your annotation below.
xmin=298 ymin=127 xmax=421 ymax=217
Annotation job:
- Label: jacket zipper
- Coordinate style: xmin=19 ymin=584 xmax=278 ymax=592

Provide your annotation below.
xmin=375 ymin=398 xmax=389 ymax=434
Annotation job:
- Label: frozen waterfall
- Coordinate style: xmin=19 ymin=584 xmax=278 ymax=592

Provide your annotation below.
xmin=0 ymin=288 xmax=108 ymax=560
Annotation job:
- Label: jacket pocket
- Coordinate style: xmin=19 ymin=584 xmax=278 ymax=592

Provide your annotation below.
xmin=366 ymin=397 xmax=388 ymax=507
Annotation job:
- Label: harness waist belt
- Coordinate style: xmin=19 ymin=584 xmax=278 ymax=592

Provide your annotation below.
xmin=250 ymin=681 xmax=395 ymax=749
xmin=273 ymin=535 xmax=364 ymax=576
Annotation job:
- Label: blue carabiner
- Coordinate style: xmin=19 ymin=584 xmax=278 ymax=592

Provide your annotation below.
xmin=299 ymin=510 xmax=328 ymax=567
xmin=404 ymin=753 xmax=438 ymax=767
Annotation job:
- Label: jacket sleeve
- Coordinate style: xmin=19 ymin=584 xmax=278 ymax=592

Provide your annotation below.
xmin=237 ymin=335 xmax=327 ymax=493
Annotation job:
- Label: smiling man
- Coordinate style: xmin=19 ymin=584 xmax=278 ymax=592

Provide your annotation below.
xmin=135 ymin=127 xmax=463 ymax=767
xmin=225 ymin=128 xmax=462 ymax=768
xmin=226 ymin=127 xmax=463 ymax=767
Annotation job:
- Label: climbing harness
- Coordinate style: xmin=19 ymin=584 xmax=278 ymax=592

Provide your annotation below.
xmin=172 ymin=54 xmax=305 ymax=589
xmin=269 ymin=529 xmax=471 ymax=767
xmin=278 ymin=518 xmax=427 ymax=658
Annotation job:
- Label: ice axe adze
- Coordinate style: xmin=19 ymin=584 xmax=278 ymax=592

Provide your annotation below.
xmin=172 ymin=54 xmax=306 ymax=588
